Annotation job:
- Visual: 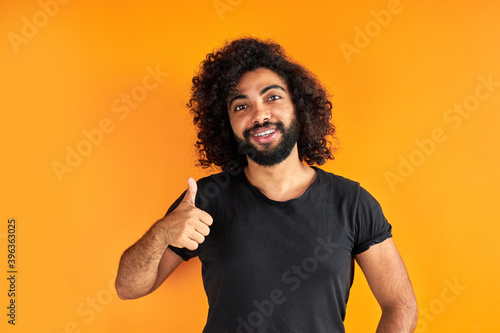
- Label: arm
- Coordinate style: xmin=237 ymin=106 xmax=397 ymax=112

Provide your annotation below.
xmin=115 ymin=178 xmax=213 ymax=300
xmin=115 ymin=220 xmax=183 ymax=300
xmin=354 ymin=238 xmax=418 ymax=333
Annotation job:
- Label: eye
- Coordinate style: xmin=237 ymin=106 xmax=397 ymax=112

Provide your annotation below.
xmin=268 ymin=95 xmax=281 ymax=101
xmin=234 ymin=104 xmax=247 ymax=112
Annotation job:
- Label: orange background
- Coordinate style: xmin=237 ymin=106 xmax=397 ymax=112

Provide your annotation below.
xmin=1 ymin=0 xmax=499 ymax=332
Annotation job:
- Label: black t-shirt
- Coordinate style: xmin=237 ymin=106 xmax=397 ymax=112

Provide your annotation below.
xmin=166 ymin=167 xmax=392 ymax=333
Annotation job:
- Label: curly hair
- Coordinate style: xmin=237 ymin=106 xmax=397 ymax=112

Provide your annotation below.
xmin=188 ymin=37 xmax=336 ymax=171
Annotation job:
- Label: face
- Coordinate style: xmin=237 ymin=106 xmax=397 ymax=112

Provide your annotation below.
xmin=227 ymin=68 xmax=299 ymax=166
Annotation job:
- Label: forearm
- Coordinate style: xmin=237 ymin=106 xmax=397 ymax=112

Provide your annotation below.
xmin=116 ymin=181 xmax=212 ymax=299
xmin=355 ymin=239 xmax=418 ymax=332
xmin=376 ymin=305 xmax=418 ymax=333
xmin=115 ymin=219 xmax=169 ymax=300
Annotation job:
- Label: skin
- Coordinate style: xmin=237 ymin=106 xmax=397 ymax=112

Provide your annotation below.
xmin=115 ymin=67 xmax=418 ymax=332
xmin=355 ymin=239 xmax=418 ymax=332
xmin=115 ymin=177 xmax=210 ymax=299
xmin=227 ymin=68 xmax=317 ymax=201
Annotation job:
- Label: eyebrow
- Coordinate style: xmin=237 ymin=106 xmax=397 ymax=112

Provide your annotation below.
xmin=228 ymin=84 xmax=286 ymax=108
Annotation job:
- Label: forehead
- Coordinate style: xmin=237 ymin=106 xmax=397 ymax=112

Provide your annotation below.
xmin=234 ymin=68 xmax=288 ymax=92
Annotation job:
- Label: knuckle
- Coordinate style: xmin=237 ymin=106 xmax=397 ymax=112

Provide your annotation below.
xmin=187 ymin=217 xmax=197 ymax=226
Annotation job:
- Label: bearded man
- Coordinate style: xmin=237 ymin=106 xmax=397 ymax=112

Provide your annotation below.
xmin=116 ymin=37 xmax=418 ymax=333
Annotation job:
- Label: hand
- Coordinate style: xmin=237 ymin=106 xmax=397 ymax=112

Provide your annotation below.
xmin=162 ymin=177 xmax=213 ymax=251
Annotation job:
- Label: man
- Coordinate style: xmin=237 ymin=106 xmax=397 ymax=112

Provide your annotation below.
xmin=115 ymin=37 xmax=418 ymax=332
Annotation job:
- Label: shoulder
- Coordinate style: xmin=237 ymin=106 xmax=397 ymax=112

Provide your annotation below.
xmin=314 ymin=167 xmax=382 ymax=208
xmin=196 ymin=169 xmax=244 ymax=191
xmin=194 ymin=169 xmax=245 ymax=208
xmin=315 ymin=167 xmax=361 ymax=194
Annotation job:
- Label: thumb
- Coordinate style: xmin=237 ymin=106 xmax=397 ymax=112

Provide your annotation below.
xmin=183 ymin=177 xmax=198 ymax=205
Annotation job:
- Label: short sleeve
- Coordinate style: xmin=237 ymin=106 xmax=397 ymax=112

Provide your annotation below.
xmin=164 ymin=191 xmax=200 ymax=261
xmin=352 ymin=186 xmax=392 ymax=255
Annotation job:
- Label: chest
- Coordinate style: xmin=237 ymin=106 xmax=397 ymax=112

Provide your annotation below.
xmin=199 ymin=202 xmax=355 ymax=288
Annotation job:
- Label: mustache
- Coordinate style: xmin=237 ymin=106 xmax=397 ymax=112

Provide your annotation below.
xmin=243 ymin=121 xmax=285 ymax=140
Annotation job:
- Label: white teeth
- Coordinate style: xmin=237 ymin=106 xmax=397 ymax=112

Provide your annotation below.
xmin=253 ymin=129 xmax=276 ymax=137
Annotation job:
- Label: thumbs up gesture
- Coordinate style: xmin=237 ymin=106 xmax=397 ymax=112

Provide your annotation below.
xmin=162 ymin=177 xmax=213 ymax=251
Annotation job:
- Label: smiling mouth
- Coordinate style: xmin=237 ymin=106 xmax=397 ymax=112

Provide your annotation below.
xmin=253 ymin=129 xmax=276 ymax=138
xmin=244 ymin=121 xmax=284 ymax=142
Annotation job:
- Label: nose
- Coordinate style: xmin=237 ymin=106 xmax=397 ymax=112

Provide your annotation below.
xmin=251 ymin=102 xmax=271 ymax=124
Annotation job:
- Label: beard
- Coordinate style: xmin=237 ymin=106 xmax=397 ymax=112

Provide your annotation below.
xmin=234 ymin=118 xmax=300 ymax=167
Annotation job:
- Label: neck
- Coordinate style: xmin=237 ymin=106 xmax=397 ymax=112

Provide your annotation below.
xmin=243 ymin=145 xmax=317 ymax=201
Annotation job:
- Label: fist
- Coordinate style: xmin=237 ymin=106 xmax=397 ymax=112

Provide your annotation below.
xmin=163 ymin=177 xmax=213 ymax=251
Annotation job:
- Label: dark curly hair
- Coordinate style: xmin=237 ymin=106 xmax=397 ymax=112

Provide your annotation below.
xmin=188 ymin=37 xmax=336 ymax=171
